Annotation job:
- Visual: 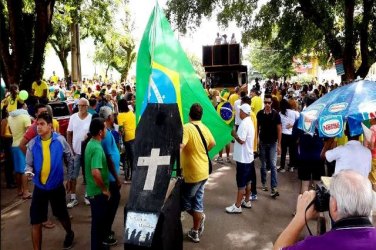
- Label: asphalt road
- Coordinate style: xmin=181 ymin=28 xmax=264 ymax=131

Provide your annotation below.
xmin=1 ymin=157 xmax=374 ymax=250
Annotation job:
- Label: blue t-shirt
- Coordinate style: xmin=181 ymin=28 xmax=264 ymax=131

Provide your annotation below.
xmin=101 ymin=128 xmax=120 ymax=182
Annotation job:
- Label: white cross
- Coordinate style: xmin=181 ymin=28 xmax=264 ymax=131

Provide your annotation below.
xmin=137 ymin=148 xmax=171 ymax=191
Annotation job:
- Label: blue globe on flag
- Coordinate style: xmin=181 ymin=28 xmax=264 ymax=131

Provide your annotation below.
xmin=217 ymin=102 xmax=234 ymax=124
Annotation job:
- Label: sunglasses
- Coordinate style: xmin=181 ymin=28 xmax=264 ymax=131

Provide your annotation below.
xmin=264 ymin=101 xmax=272 ymax=105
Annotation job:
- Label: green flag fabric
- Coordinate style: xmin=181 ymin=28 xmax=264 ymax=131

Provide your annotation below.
xmin=135 ymin=3 xmax=232 ymax=158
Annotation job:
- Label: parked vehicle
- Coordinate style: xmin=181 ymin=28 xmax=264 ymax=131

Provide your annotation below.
xmin=49 ymin=101 xmax=72 ymax=137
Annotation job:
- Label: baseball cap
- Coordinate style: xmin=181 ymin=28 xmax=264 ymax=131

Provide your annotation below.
xmin=99 ymin=106 xmax=113 ymax=119
xmin=240 ymin=103 xmax=251 ymax=115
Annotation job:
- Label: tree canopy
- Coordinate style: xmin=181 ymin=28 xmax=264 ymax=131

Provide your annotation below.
xmin=166 ymin=0 xmax=376 ymax=81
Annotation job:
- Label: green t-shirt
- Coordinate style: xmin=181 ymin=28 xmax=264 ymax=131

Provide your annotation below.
xmin=85 ymin=138 xmax=109 ymax=196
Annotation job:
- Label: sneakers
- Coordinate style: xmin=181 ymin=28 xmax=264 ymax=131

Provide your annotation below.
xmin=262 ymin=185 xmax=268 ymax=192
xmin=270 ymin=188 xmax=280 ymax=198
xmin=225 ymin=204 xmax=242 ymax=214
xmin=289 ymin=167 xmax=294 ymax=172
xmin=241 ymin=200 xmax=252 ymax=208
xmin=198 ymin=213 xmax=206 ymax=236
xmin=188 ymin=229 xmax=200 ymax=243
xmin=226 ymin=157 xmax=231 ymax=163
xmin=279 ymin=168 xmax=286 ymax=173
xmin=67 ymin=199 xmax=78 ymax=209
xmin=63 ymin=231 xmax=74 ymax=249
xmin=250 ymin=194 xmax=258 ymax=201
xmin=84 ymin=197 xmax=90 ymax=206
xmin=103 ymin=233 xmax=117 ymax=246
xmin=215 ymin=157 xmax=223 ymax=163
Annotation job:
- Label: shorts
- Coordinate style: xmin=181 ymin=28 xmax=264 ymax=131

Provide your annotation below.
xmin=68 ymin=154 xmax=81 ymax=180
xmin=181 ymin=179 xmax=207 ymax=213
xmin=236 ymin=161 xmax=253 ymax=189
xmin=30 ymin=185 xmax=69 ymax=225
xmin=11 ymin=147 xmax=25 ymax=174
xmin=298 ymin=159 xmax=325 ymax=181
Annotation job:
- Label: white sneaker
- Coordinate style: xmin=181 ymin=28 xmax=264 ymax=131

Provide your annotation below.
xmin=216 ymin=157 xmax=223 ymax=162
xmin=289 ymin=167 xmax=294 ymax=172
xmin=225 ymin=204 xmax=242 ymax=214
xmin=67 ymin=199 xmax=78 ymax=209
xmin=279 ymin=169 xmax=286 ymax=173
xmin=84 ymin=197 xmax=90 ymax=206
xmin=241 ymin=200 xmax=252 ymax=208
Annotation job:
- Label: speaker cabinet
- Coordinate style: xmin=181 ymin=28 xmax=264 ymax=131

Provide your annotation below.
xmin=213 ymin=45 xmax=229 ymax=66
xmin=229 ymin=44 xmax=240 ymax=65
xmin=202 ymin=46 xmax=212 ymax=66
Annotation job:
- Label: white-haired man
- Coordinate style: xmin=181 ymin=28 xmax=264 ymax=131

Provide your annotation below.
xmin=66 ymin=98 xmax=92 ymax=208
xmin=274 ymin=170 xmax=376 ymax=250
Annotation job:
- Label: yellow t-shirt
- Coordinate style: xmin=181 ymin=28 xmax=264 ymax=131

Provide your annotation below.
xmin=32 ymin=81 xmax=48 ymax=98
xmin=117 ymin=111 xmax=136 ymax=141
xmin=181 ymin=121 xmax=215 ymax=183
xmin=50 ymin=75 xmax=59 ymax=83
xmin=3 ymin=95 xmax=22 ymax=112
xmin=251 ymin=95 xmax=263 ymax=115
xmin=228 ymin=93 xmax=239 ymax=108
xmin=250 ymin=112 xmax=258 ymax=151
xmin=41 ymin=137 xmax=52 ymax=184
xmin=8 ymin=114 xmax=31 ymax=146
xmin=52 ymin=119 xmax=59 ymax=133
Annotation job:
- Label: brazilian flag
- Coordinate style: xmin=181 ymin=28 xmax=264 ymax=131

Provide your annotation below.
xmin=136 ymin=3 xmax=232 ymax=158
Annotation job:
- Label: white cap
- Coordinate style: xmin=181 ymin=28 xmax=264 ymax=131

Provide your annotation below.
xmin=240 ymin=103 xmax=251 ymax=115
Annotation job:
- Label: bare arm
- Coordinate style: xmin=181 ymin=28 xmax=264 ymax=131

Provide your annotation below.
xmin=231 ymin=129 xmax=245 ymax=145
xmin=273 ymin=191 xmax=317 ymax=250
xmin=92 ymin=169 xmax=110 ymax=197
xmin=19 ymin=137 xmax=29 ymax=154
xmin=66 ymin=131 xmax=73 ymax=151
xmin=277 ymin=124 xmax=282 ymax=154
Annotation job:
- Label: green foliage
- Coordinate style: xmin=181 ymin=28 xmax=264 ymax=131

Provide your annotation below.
xmin=187 ymin=53 xmax=205 ymax=79
xmin=166 ymin=0 xmax=376 ymax=79
xmin=94 ymin=6 xmax=136 ymax=81
xmin=48 ymin=0 xmax=116 ymax=78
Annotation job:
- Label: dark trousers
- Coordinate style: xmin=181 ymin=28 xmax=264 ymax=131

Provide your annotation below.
xmin=105 ymin=181 xmax=120 ymax=236
xmin=89 ymin=194 xmax=109 ymax=250
xmin=280 ymin=134 xmax=296 ymax=169
xmin=1 ymin=137 xmax=15 ymax=186
xmin=250 ymin=162 xmax=257 ymax=195
xmin=124 ymin=140 xmax=135 ymax=180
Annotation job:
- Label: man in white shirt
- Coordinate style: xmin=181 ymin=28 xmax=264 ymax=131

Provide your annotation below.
xmin=66 ymin=98 xmax=92 ymax=208
xmin=324 ymin=126 xmax=371 ymax=177
xmin=226 ymin=104 xmax=255 ymax=214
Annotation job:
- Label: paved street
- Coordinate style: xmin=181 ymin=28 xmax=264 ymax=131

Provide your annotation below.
xmin=1 ymin=157 xmax=374 ymax=250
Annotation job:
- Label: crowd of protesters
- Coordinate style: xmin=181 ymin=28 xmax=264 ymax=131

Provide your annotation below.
xmin=1 ymin=73 xmax=376 ymax=248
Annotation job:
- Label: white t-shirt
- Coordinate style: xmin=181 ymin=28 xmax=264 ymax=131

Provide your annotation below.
xmin=233 ymin=116 xmax=255 ymax=163
xmin=326 ymin=140 xmax=372 ymax=177
xmin=234 ymin=99 xmax=242 ymax=126
xmin=67 ymin=113 xmax=92 ymax=154
xmin=279 ymin=109 xmax=300 ymax=135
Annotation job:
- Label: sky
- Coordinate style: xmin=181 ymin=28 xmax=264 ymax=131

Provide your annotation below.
xmin=43 ymin=0 xmax=242 ymax=82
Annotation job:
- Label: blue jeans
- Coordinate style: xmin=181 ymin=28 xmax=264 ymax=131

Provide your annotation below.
xmin=181 ymin=179 xmax=207 ymax=213
xmin=259 ymin=142 xmax=278 ymax=189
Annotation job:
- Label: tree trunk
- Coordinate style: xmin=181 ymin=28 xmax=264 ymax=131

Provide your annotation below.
xmin=0 ymin=0 xmax=55 ymax=90
xmin=342 ymin=0 xmax=356 ymax=81
xmin=356 ymin=0 xmax=374 ymax=78
xmin=57 ymin=51 xmax=70 ymax=80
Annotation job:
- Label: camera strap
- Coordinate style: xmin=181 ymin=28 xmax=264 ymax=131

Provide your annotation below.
xmin=304 ymin=199 xmax=316 ymax=236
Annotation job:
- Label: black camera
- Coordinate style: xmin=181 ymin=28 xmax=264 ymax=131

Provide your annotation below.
xmin=314 ymin=184 xmax=330 ymax=212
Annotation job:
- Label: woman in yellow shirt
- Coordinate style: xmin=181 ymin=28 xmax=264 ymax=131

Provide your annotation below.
xmin=117 ymin=99 xmax=136 ymax=182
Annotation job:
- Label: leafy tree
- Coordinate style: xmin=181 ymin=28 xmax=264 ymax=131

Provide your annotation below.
xmin=48 ymin=0 xmax=114 ymax=80
xmin=0 ymin=0 xmax=56 ymax=90
xmin=166 ymin=0 xmax=376 ymax=81
xmin=94 ymin=7 xmax=136 ymax=82
xmin=187 ymin=52 xmax=205 ymax=79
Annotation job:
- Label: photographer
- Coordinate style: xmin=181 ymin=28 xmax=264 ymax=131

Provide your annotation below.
xmin=273 ymin=170 xmax=376 ymax=250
